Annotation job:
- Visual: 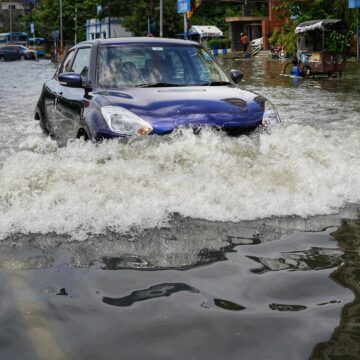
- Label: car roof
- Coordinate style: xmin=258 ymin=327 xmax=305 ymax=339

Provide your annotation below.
xmin=73 ymin=37 xmax=200 ymax=48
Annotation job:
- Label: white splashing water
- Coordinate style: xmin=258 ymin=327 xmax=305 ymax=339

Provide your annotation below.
xmin=0 ymin=124 xmax=359 ymax=240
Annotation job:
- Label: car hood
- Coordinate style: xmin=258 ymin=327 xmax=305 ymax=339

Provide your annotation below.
xmin=94 ymin=86 xmax=265 ymax=134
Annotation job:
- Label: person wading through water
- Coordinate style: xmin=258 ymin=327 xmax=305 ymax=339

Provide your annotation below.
xmin=240 ymin=33 xmax=249 ymax=54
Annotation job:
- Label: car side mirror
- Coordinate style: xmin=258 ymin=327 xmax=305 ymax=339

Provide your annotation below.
xmin=58 ymin=72 xmax=83 ymax=87
xmin=229 ymin=69 xmax=243 ymax=83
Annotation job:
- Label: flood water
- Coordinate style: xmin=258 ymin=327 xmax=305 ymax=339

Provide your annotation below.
xmin=0 ymin=57 xmax=360 ymax=360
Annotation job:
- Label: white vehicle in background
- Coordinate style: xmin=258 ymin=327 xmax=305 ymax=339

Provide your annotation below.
xmin=187 ymin=25 xmax=224 ymax=46
xmin=250 ymin=37 xmax=263 ymax=56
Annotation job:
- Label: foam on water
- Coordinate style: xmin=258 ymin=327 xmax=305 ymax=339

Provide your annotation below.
xmin=0 ymin=123 xmax=359 ymax=240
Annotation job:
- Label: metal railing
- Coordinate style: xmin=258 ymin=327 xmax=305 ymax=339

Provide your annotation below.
xmin=251 ymin=44 xmax=262 ymax=57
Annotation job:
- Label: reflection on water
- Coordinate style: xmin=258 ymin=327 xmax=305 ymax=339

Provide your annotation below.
xmin=269 ymin=303 xmax=307 ymax=312
xmin=311 ymin=220 xmax=360 ymax=359
xmin=0 ymin=209 xmax=357 ymax=271
xmin=102 ymin=255 xmax=152 ymax=270
xmin=103 ymin=283 xmax=200 ymax=307
xmin=213 ymin=298 xmax=245 ymax=311
xmin=248 ymin=247 xmax=344 ymax=274
xmin=0 ymin=255 xmax=54 ymax=270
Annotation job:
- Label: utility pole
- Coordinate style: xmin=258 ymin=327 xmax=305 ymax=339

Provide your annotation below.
xmin=30 ymin=22 xmax=35 ymax=45
xmin=60 ymin=0 xmax=63 ymax=58
xmin=9 ymin=0 xmax=13 ymax=36
xmin=108 ymin=6 xmax=111 ymax=39
xmin=243 ymin=0 xmax=250 ymax=16
xmin=74 ymin=7 xmax=78 ymax=44
xmin=184 ymin=12 xmax=188 ymax=40
xmin=159 ymin=0 xmax=163 ymax=37
xmin=357 ymin=8 xmax=359 ymax=63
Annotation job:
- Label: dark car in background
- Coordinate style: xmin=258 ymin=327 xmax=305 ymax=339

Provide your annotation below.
xmin=35 ymin=37 xmax=279 ymax=145
xmin=0 ymin=45 xmax=37 ymax=61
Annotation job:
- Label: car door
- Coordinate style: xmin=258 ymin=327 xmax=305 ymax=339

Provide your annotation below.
xmin=12 ymin=46 xmax=21 ymax=60
xmin=0 ymin=47 xmax=5 ymax=60
xmin=16 ymin=46 xmax=26 ymax=59
xmin=42 ymin=49 xmax=76 ymax=139
xmin=55 ymin=46 xmax=92 ymax=144
xmin=14 ymin=46 xmax=23 ymax=60
xmin=3 ymin=46 xmax=17 ymax=60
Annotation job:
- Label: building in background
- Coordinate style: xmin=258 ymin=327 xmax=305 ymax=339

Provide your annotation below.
xmin=0 ymin=0 xmax=36 ymax=32
xmin=85 ymin=17 xmax=132 ymax=40
xmin=0 ymin=0 xmax=28 ymax=14
xmin=221 ymin=0 xmax=294 ymax=50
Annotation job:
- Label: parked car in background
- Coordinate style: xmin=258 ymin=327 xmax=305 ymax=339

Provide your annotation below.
xmin=35 ymin=37 xmax=280 ymax=145
xmin=0 ymin=45 xmax=37 ymax=61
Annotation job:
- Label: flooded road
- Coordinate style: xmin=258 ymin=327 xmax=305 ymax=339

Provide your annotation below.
xmin=0 ymin=58 xmax=360 ymax=359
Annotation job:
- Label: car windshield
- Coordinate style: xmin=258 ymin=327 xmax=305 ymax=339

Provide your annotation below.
xmin=97 ymin=44 xmax=231 ymax=88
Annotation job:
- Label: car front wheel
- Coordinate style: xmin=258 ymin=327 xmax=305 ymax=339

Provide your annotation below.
xmin=77 ymin=128 xmax=90 ymax=141
xmin=0 ymin=56 xmax=5 ymax=62
xmin=20 ymin=55 xmax=25 ymax=61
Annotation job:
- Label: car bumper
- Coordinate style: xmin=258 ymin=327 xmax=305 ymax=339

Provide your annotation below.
xmin=25 ymin=53 xmax=37 ymax=60
xmin=91 ymin=121 xmax=263 ymax=141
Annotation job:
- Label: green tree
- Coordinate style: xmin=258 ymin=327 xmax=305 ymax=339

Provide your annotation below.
xmin=20 ymin=0 xmax=100 ymax=45
xmin=270 ymin=0 xmax=357 ymax=54
xmin=119 ymin=0 xmax=183 ymax=37
xmin=102 ymin=0 xmax=241 ymax=38
xmin=274 ymin=0 xmax=356 ymax=30
xmin=11 ymin=0 xmax=357 ymax=52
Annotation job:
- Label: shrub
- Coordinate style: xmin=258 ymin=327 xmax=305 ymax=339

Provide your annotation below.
xmin=269 ymin=24 xmax=297 ymax=55
xmin=206 ymin=39 xmax=231 ymax=50
xmin=325 ymin=31 xmax=353 ymax=52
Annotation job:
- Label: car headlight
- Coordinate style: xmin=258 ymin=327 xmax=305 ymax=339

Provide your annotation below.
xmin=101 ymin=106 xmax=153 ymax=136
xmin=262 ymin=100 xmax=280 ymax=127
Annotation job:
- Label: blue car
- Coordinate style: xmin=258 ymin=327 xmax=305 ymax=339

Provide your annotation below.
xmin=0 ymin=45 xmax=37 ymax=61
xmin=35 ymin=38 xmax=279 ymax=144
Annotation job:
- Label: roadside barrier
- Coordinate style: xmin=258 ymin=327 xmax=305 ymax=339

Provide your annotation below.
xmin=209 ymin=48 xmax=232 ymax=56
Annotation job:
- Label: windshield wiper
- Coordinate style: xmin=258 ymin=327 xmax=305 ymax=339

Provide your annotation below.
xmin=135 ymin=82 xmax=185 ymax=88
xmin=135 ymin=81 xmax=232 ymax=88
xmin=202 ymin=81 xmax=232 ymax=86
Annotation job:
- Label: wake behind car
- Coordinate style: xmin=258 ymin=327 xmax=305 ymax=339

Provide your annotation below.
xmin=35 ymin=38 xmax=279 ymax=144
xmin=0 ymin=45 xmax=37 ymax=61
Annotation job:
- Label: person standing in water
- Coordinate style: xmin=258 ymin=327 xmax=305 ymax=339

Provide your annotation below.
xmin=240 ymin=33 xmax=249 ymax=54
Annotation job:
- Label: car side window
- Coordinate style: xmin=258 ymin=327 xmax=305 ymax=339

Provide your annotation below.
xmin=71 ymin=47 xmax=91 ymax=84
xmin=59 ymin=50 xmax=75 ymax=74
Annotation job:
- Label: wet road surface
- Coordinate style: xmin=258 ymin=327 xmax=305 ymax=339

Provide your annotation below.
xmin=0 ymin=58 xmax=360 ymax=359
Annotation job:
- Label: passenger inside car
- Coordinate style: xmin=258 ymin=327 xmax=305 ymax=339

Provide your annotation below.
xmin=102 ymin=56 xmax=123 ymax=85
xmin=122 ymin=61 xmax=144 ymax=85
xmin=99 ymin=49 xmax=146 ymax=86
xmin=146 ymin=54 xmax=163 ymax=83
